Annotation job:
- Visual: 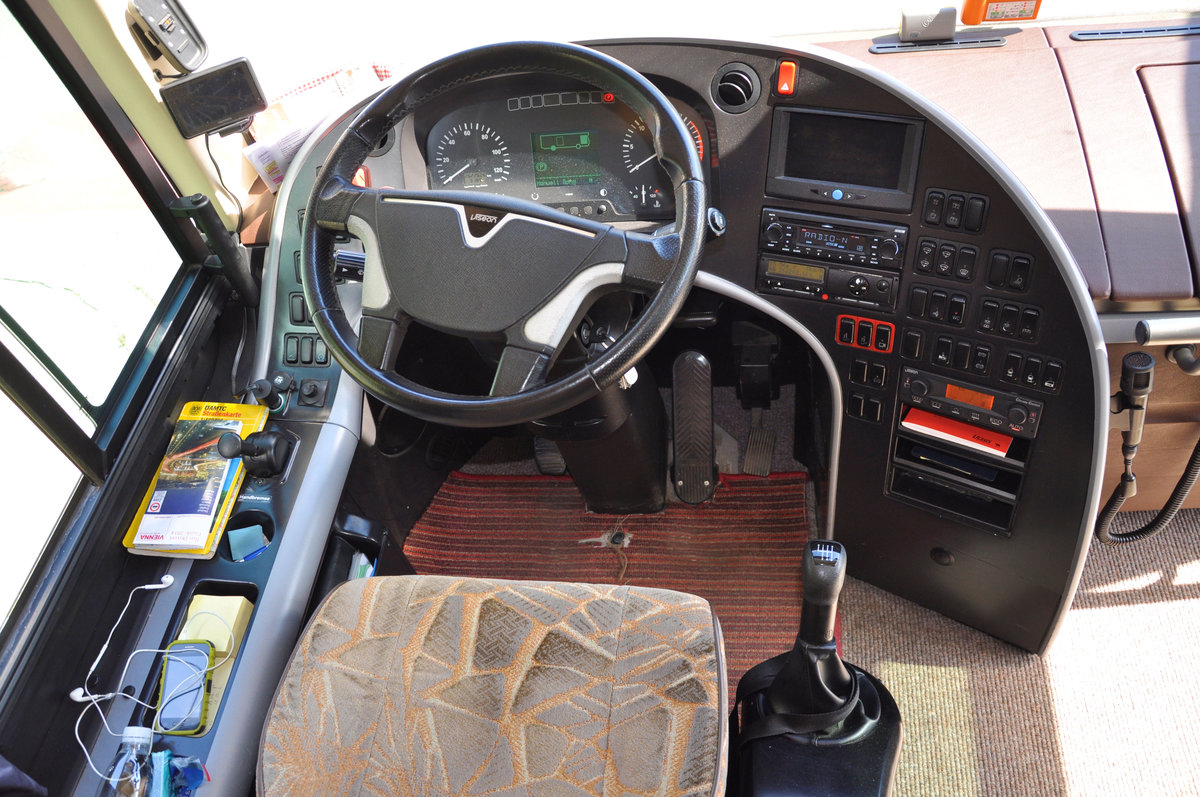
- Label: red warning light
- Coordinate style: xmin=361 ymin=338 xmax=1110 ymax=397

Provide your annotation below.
xmin=603 ymin=92 xmax=615 ymax=103
xmin=822 ymin=293 xmax=830 ymax=301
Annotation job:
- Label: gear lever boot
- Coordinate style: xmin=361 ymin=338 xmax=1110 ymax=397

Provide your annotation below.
xmin=731 ymin=541 xmax=902 ymax=797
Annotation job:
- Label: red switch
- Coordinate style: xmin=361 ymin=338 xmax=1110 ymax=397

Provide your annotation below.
xmin=777 ymin=60 xmax=797 ymax=95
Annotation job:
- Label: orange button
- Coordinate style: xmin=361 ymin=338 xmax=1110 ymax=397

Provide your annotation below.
xmin=777 ymin=60 xmax=797 ymax=95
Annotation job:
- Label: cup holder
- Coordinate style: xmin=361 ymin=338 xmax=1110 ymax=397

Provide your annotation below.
xmin=218 ymin=510 xmax=275 ymax=562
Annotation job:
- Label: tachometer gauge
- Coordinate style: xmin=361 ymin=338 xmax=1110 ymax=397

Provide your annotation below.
xmin=431 ymin=123 xmax=511 ymax=188
xmin=621 ymin=114 xmax=705 ymax=175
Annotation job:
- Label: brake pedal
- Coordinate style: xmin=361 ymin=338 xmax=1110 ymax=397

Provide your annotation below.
xmin=672 ymin=351 xmax=717 ymax=504
xmin=533 ymin=437 xmax=567 ymax=475
xmin=743 ymin=407 xmax=776 ymax=477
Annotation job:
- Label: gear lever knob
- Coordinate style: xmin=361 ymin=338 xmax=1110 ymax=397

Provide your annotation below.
xmin=800 ymin=540 xmax=846 ymax=646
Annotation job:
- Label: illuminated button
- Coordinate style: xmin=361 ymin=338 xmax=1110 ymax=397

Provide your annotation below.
xmin=290 ymin=294 xmax=306 ymax=324
xmin=928 ymin=291 xmax=949 ymax=322
xmin=1009 ymin=257 xmax=1032 ymax=292
xmin=910 ymin=287 xmax=929 ymax=317
xmin=838 ymin=317 xmax=856 ymax=344
xmin=1002 ymin=352 xmax=1023 ymax=382
xmin=988 ymin=252 xmax=1010 ymax=286
xmin=936 ymin=245 xmax=956 ymax=276
xmin=945 ymin=195 xmax=965 ymax=228
xmin=999 ymin=305 xmax=1020 ymax=335
xmin=1019 ymin=309 xmax=1040 ymax=340
xmin=874 ymin=324 xmax=893 ymax=352
xmin=924 ymin=191 xmax=945 ymax=225
xmin=832 ymin=189 xmax=845 ymax=201
xmin=851 ymin=359 xmax=869 ymax=384
xmin=916 ymin=240 xmax=937 ymax=271
xmin=948 ymin=295 xmax=967 ymax=326
xmin=933 ymin=336 xmax=953 ymax=367
xmin=955 ymin=247 xmax=978 ymax=281
xmin=849 ymin=393 xmax=866 ymax=417
xmin=857 ymin=320 xmax=874 ymax=347
xmin=1042 ymin=361 xmax=1063 ymax=391
xmin=1022 ymin=357 xmax=1043 ymax=387
xmin=954 ymin=341 xmax=972 ymax=370
xmin=972 ymin=346 xmax=992 ymax=375
xmin=965 ymin=197 xmax=987 ymax=232
xmin=777 ymin=60 xmax=798 ymax=95
xmin=980 ymin=300 xmax=1000 ymax=333
xmin=901 ymin=330 xmax=923 ymax=359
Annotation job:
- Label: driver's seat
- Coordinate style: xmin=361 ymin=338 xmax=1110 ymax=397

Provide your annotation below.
xmin=258 ymin=575 xmax=727 ymax=796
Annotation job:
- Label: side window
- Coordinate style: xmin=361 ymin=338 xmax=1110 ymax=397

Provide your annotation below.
xmin=0 ymin=5 xmax=187 ymax=623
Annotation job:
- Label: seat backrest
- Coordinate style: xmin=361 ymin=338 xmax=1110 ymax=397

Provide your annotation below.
xmin=259 ymin=574 xmax=727 ymax=796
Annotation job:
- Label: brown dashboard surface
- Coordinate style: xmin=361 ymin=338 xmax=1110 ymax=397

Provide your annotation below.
xmin=823 ymin=20 xmax=1200 ymax=304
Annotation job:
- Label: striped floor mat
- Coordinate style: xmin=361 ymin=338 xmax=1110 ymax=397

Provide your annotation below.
xmin=403 ymin=471 xmax=811 ymax=696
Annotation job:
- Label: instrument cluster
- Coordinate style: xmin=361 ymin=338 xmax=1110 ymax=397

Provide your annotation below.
xmin=421 ymin=86 xmax=707 ymax=222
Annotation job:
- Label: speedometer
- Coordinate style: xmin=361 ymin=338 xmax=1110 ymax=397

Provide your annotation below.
xmin=431 ymin=123 xmax=511 ymax=188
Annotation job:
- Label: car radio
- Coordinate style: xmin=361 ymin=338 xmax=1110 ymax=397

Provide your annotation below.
xmin=757 ymin=210 xmax=908 ymax=311
xmin=898 ymin=366 xmax=1043 ymax=438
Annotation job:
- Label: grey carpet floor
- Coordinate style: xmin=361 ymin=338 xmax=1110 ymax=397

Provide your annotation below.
xmin=840 ymin=508 xmax=1200 ymax=796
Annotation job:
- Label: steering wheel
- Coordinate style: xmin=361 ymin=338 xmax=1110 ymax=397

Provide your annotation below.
xmin=301 ymin=42 xmax=707 ymax=428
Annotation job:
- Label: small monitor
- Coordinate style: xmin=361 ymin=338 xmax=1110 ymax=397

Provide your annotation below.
xmin=160 ymin=58 xmax=266 ymax=139
xmin=766 ymin=108 xmax=923 ymax=212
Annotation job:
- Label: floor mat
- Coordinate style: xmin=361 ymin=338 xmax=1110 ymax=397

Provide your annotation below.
xmin=404 ymin=471 xmax=811 ymax=698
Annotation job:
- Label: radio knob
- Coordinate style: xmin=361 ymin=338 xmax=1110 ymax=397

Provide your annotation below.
xmin=765 ymin=222 xmax=785 ymax=243
xmin=1007 ymin=404 xmax=1029 ymax=425
xmin=911 ymin=379 xmax=929 ymax=397
xmin=880 ymin=238 xmax=900 ymax=260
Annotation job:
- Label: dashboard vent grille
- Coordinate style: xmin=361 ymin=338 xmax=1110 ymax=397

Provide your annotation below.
xmin=1071 ymin=24 xmax=1200 ymax=41
xmin=711 ymin=63 xmax=761 ymax=114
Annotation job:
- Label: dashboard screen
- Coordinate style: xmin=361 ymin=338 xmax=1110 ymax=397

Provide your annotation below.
xmin=784 ymin=111 xmax=907 ymax=190
xmin=532 ymin=130 xmax=602 ymax=187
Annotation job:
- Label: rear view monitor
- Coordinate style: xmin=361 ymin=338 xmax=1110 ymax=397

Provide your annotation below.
xmin=766 ymin=107 xmax=923 ymax=212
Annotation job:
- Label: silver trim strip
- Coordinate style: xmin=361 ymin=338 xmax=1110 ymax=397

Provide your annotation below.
xmin=380 ymin=196 xmax=596 ymax=249
xmin=201 ymin=422 xmax=359 ymax=795
xmin=695 ymin=272 xmax=841 ymax=539
xmin=524 ymin=263 xmax=624 ymax=346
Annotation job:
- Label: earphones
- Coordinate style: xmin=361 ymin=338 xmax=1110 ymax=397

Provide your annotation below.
xmin=69 ymin=575 xmax=176 ymax=704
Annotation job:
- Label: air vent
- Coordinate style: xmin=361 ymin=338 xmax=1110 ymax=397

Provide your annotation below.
xmin=711 ymin=63 xmax=761 ymax=114
xmin=1072 ymin=24 xmax=1200 ymax=41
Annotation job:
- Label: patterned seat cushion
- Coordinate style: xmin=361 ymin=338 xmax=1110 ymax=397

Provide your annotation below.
xmin=259 ymin=575 xmax=727 ymax=796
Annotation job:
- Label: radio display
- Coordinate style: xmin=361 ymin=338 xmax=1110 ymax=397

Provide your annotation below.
xmin=798 ymin=226 xmax=869 ymax=256
xmin=766 ymin=259 xmax=825 ymax=282
xmin=946 ymin=383 xmax=995 ymax=410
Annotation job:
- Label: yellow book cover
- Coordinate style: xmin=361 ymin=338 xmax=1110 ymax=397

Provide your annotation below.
xmin=123 ymin=401 xmax=268 ymax=559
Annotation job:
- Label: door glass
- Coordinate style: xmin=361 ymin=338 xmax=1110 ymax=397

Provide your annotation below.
xmin=0 ymin=5 xmax=180 ymax=413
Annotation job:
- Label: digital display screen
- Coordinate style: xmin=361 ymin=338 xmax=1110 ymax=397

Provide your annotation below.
xmin=532 ymin=129 xmax=601 ymax=187
xmin=946 ymin=383 xmax=996 ymax=410
xmin=798 ymin=227 xmax=869 ymax=255
xmin=783 ymin=111 xmax=909 ymax=190
xmin=766 ymin=260 xmax=825 ymax=282
xmin=160 ymin=58 xmax=266 ymax=139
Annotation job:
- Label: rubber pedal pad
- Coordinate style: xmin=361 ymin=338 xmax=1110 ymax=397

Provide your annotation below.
xmin=672 ymin=350 xmax=717 ymax=504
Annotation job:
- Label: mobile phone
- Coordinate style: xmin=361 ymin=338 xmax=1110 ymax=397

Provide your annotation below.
xmin=155 ymin=640 xmax=213 ymax=735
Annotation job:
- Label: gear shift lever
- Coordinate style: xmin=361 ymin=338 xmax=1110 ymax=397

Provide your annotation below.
xmin=734 ymin=540 xmax=902 ymax=797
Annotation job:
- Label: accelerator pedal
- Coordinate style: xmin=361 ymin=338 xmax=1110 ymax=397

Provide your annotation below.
xmin=672 ymin=351 xmax=717 ymax=504
xmin=743 ymin=407 xmax=776 ymax=477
